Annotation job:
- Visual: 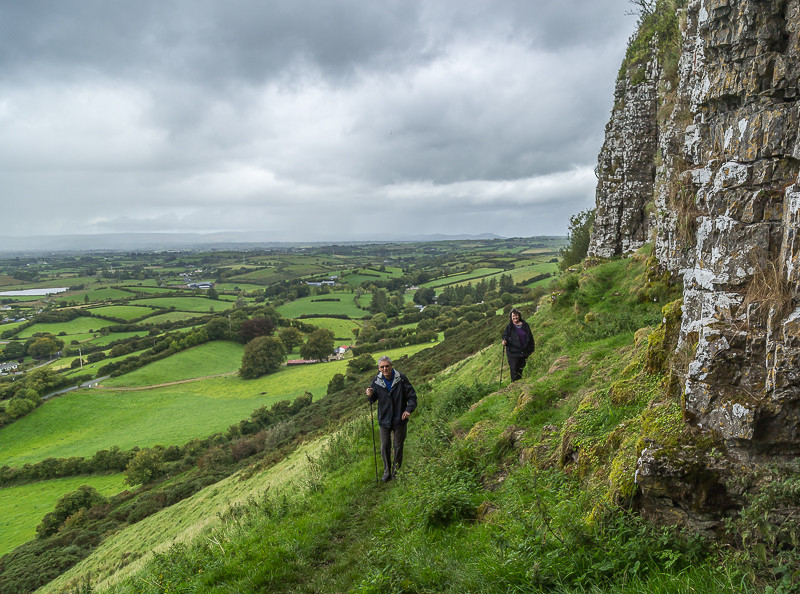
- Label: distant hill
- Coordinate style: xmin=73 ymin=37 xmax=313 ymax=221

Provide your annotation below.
xmin=0 ymin=232 xmax=512 ymax=254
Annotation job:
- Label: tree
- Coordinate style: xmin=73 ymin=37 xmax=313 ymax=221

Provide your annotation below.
xmin=124 ymin=448 xmax=165 ymax=486
xmin=499 ymin=274 xmax=514 ymax=294
xmin=1 ymin=340 xmax=25 ymax=361
xmin=278 ymin=327 xmax=304 ymax=351
xmin=20 ymin=388 xmax=42 ymax=406
xmin=327 ymin=373 xmax=346 ymax=394
xmin=347 ymin=354 xmax=376 ymax=379
xmin=35 ymin=485 xmax=107 ymax=538
xmin=6 ymin=397 xmax=34 ymax=419
xmin=370 ymin=288 xmax=389 ymax=314
xmin=300 ymin=329 xmax=335 ymax=361
xmin=207 ymin=287 xmax=219 ymax=300
xmin=27 ymin=337 xmax=62 ymax=359
xmin=239 ymin=336 xmax=286 ymax=379
xmin=204 ymin=317 xmax=230 ymax=341
xmin=413 ymin=287 xmax=436 ymax=305
xmin=559 ymin=209 xmax=596 ymax=271
xmin=237 ymin=316 xmax=276 ymax=343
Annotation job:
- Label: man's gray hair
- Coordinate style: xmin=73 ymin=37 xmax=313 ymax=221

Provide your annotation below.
xmin=378 ymin=356 xmax=392 ymax=365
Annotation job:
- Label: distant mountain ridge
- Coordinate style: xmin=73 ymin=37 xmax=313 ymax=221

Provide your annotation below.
xmin=0 ymin=232 xmax=508 ymax=253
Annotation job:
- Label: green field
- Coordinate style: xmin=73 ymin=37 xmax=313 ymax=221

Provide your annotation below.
xmin=340 ymin=267 xmax=403 ymax=286
xmin=277 ymin=294 xmax=367 ymax=319
xmin=17 ymin=317 xmax=117 ymax=338
xmin=88 ymin=305 xmax=157 ymax=320
xmin=82 ymin=288 xmax=133 ymax=301
xmin=102 ymin=342 xmax=244 ymax=388
xmin=0 ymin=474 xmax=126 ymax=557
xmin=0 ymin=321 xmax=28 ymax=334
xmin=420 ymin=268 xmax=504 ymax=289
xmin=303 ymin=317 xmax=362 ymax=340
xmin=214 ymin=283 xmax=266 ymax=293
xmin=142 ymin=311 xmax=204 ymax=325
xmin=129 ymin=297 xmax=234 ymax=312
xmin=0 ymin=342 xmax=434 ymax=467
xmin=119 ymin=286 xmax=173 ymax=295
xmin=85 ymin=331 xmax=150 ymax=347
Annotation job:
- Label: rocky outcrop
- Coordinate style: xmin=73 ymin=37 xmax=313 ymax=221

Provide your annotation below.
xmin=588 ymin=55 xmax=660 ymax=258
xmin=591 ymin=0 xmax=800 ymax=531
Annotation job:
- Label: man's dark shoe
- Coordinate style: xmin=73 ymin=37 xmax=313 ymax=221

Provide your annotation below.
xmin=382 ymin=473 xmax=392 ymax=482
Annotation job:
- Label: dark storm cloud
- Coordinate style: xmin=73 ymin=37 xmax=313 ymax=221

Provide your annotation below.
xmin=0 ymin=0 xmax=637 ymax=240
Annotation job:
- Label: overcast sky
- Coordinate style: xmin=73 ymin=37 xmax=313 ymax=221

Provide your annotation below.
xmin=0 ymin=0 xmax=638 ymax=242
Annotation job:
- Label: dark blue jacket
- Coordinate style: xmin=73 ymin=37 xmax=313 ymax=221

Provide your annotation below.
xmin=368 ymin=370 xmax=417 ymax=428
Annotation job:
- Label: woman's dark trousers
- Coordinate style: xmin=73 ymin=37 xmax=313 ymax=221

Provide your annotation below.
xmin=379 ymin=423 xmax=407 ymax=480
xmin=507 ymin=356 xmax=527 ymax=382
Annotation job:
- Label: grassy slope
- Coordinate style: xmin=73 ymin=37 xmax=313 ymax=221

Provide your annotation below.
xmin=30 ymin=250 xmax=756 ymax=594
xmin=40 ymin=442 xmax=327 ymax=593
xmin=303 ymin=317 xmax=362 ymax=340
xmin=128 ymin=297 xmax=233 ymax=312
xmin=101 ymin=341 xmax=245 ymax=388
xmin=17 ymin=317 xmax=117 ymax=338
xmin=276 ymin=294 xmax=365 ymax=319
xmin=141 ymin=311 xmax=204 ymax=325
xmin=87 ymin=306 xmax=156 ymax=320
xmin=0 ymin=474 xmax=126 ymax=557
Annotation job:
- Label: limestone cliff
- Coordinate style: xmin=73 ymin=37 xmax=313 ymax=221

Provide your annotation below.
xmin=590 ymin=0 xmax=800 ymax=532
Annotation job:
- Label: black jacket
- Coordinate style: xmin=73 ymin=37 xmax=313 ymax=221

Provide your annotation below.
xmin=502 ymin=320 xmax=535 ymax=358
xmin=368 ymin=370 xmax=417 ymax=428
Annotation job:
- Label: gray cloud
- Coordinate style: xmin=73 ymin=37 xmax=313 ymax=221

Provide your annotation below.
xmin=0 ymin=0 xmax=636 ymax=241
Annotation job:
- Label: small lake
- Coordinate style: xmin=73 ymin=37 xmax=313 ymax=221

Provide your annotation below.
xmin=0 ymin=287 xmax=68 ymax=297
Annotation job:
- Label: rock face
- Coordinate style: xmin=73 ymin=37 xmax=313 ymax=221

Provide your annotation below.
xmin=591 ymin=0 xmax=800 ymax=531
xmin=588 ymin=56 xmax=660 ymax=258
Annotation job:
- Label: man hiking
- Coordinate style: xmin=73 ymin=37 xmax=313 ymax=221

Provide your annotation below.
xmin=366 ymin=356 xmax=417 ymax=482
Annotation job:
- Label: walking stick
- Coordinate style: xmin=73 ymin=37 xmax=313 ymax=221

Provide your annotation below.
xmin=499 ymin=344 xmax=505 ymax=388
xmin=369 ymin=400 xmax=379 ymax=484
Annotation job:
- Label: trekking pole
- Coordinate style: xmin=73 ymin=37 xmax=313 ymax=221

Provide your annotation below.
xmin=499 ymin=344 xmax=505 ymax=388
xmin=369 ymin=400 xmax=379 ymax=484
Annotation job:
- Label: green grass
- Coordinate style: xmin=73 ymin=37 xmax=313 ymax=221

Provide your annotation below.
xmin=0 ymin=321 xmax=28 ymax=334
xmin=88 ymin=305 xmax=157 ymax=320
xmin=17 ymin=317 xmax=117 ymax=338
xmin=85 ymin=331 xmax=151 ymax=347
xmin=302 ymin=317 xmax=362 ymax=340
xmin=129 ymin=297 xmax=234 ymax=312
xmin=420 ymin=268 xmax=504 ymax=288
xmin=50 ymin=353 xmax=753 ymax=594
xmin=213 ymin=283 xmax=267 ymax=293
xmin=40 ymin=444 xmax=325 ymax=593
xmin=142 ymin=311 xmax=205 ymax=325
xmin=0 ymin=474 xmax=126 ymax=557
xmin=277 ymin=294 xmax=366 ymax=319
xmin=101 ymin=342 xmax=245 ymax=388
xmin=120 ymin=286 xmax=174 ymax=294
xmin=81 ymin=288 xmax=132 ymax=301
xmin=341 ymin=266 xmax=404 ymax=286
xmin=0 ymin=342 xmax=433 ymax=467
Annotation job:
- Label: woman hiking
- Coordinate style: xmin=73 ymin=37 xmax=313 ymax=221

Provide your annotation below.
xmin=501 ymin=307 xmax=534 ymax=382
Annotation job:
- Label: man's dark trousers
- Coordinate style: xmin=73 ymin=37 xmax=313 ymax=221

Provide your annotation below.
xmin=379 ymin=423 xmax=407 ymax=478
